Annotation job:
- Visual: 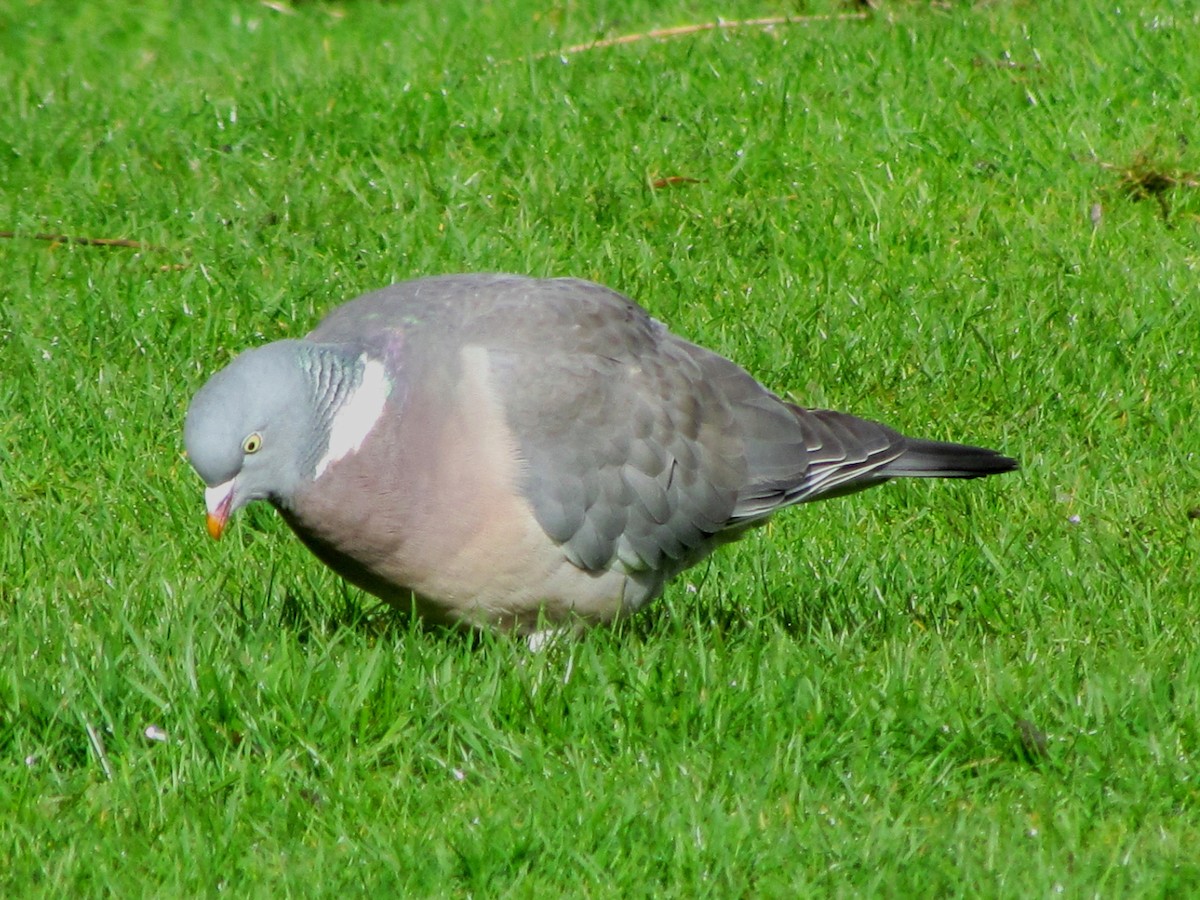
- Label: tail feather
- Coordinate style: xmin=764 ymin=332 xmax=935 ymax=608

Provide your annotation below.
xmin=880 ymin=437 xmax=1018 ymax=479
xmin=729 ymin=408 xmax=1017 ymax=522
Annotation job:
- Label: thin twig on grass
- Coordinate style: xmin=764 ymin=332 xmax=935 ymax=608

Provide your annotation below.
xmin=0 ymin=230 xmax=170 ymax=252
xmin=971 ymin=55 xmax=1042 ymax=71
xmin=532 ymin=13 xmax=870 ymax=60
xmin=650 ymin=175 xmax=703 ymax=189
xmin=84 ymin=718 xmax=114 ymax=781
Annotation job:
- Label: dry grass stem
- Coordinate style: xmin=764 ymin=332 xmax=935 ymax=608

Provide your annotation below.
xmin=536 ymin=13 xmax=870 ymax=59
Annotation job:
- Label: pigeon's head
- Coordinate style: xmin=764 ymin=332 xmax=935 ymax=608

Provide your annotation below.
xmin=184 ymin=341 xmax=317 ymax=539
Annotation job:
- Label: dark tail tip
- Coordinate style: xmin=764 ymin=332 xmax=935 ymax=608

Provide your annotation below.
xmin=883 ymin=438 xmax=1019 ymax=479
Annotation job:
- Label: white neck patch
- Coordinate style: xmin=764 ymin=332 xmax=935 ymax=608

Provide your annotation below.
xmin=314 ymin=356 xmax=390 ymax=479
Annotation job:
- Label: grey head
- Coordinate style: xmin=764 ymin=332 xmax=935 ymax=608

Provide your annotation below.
xmin=184 ymin=340 xmax=331 ymax=538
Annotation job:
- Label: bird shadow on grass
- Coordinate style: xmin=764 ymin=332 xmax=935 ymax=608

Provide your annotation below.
xmin=256 ymin=579 xmax=963 ymax=653
xmin=243 ymin=540 xmax=984 ymax=657
xmin=648 ymin=580 xmax=961 ymax=647
xmin=273 ymin=586 xmax=492 ymax=651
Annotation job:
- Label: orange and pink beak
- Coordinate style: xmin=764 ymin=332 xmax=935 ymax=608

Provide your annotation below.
xmin=204 ymin=480 xmax=236 ymax=540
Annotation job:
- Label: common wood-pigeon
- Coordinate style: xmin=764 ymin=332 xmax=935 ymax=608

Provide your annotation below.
xmin=184 ymin=274 xmax=1017 ymax=635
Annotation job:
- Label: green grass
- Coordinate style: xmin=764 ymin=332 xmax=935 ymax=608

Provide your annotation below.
xmin=3 ymin=0 xmax=1200 ymax=894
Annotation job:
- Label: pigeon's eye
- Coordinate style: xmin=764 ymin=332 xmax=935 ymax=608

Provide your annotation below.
xmin=242 ymin=432 xmax=263 ymax=454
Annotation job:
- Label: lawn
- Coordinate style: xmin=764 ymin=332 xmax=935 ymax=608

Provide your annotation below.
xmin=2 ymin=0 xmax=1199 ymax=894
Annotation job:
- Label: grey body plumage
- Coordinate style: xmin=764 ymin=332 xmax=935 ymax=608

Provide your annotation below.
xmin=183 ymin=274 xmax=1017 ymax=633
